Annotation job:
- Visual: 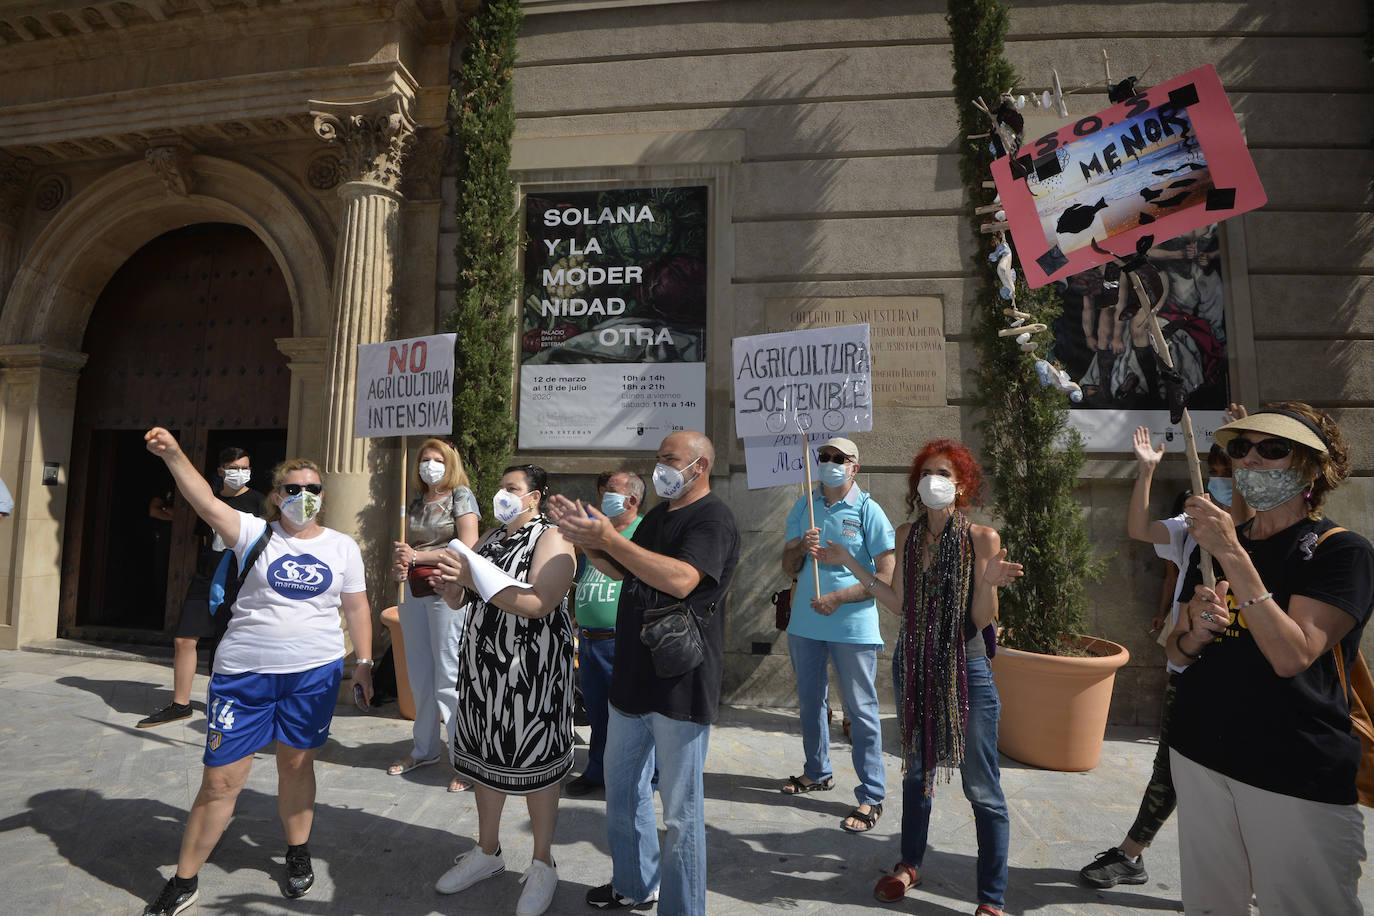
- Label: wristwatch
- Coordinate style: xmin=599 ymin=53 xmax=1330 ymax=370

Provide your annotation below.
xmin=355 ymin=658 xmax=374 ymax=667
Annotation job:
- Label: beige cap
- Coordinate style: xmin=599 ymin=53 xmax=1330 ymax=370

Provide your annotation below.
xmin=822 ymin=437 xmax=859 ymax=462
xmin=1213 ymin=409 xmax=1330 ymax=455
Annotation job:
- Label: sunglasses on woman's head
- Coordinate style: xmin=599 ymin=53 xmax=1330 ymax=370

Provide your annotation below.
xmin=1224 ymin=437 xmax=1294 ymax=460
xmin=816 ymin=452 xmax=850 ymax=464
xmin=279 ymin=483 xmax=323 ymax=496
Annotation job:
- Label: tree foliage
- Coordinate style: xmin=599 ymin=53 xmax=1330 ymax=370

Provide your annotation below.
xmin=448 ymin=0 xmax=523 ymax=506
xmin=947 ymin=0 xmax=1105 ymax=654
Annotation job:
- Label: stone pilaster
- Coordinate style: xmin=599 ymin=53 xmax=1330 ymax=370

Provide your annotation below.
xmin=0 ymin=345 xmax=87 ymax=647
xmin=275 ymin=336 xmax=329 ymax=461
xmin=309 ymin=94 xmax=414 ymax=563
xmin=0 ymin=152 xmax=35 ymax=308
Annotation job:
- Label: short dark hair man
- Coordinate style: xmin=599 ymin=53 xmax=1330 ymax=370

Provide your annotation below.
xmin=550 ymin=431 xmax=740 ymax=914
xmin=138 ymin=446 xmax=266 ymax=728
xmin=566 ymin=469 xmax=646 ymax=797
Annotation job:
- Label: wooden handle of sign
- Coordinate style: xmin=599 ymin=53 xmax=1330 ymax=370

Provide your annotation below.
xmin=1131 ymin=271 xmax=1216 ymax=589
xmin=398 ymin=438 xmax=408 ymax=608
xmin=801 ymin=441 xmax=822 ymax=600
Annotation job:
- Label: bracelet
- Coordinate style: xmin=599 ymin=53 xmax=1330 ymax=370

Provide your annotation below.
xmin=863 ymin=576 xmax=878 ymax=593
xmin=1235 ymin=592 xmax=1272 ymax=610
xmin=355 ymin=658 xmax=374 ymax=667
xmin=1174 ymin=632 xmax=1205 ymax=662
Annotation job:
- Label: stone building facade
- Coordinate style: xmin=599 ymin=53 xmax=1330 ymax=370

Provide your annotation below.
xmin=1 ymin=0 xmax=1370 ymax=725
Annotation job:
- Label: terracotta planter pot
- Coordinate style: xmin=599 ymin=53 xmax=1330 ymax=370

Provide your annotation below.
xmin=380 ymin=606 xmax=416 ymax=721
xmin=990 ymin=636 xmax=1130 ymax=772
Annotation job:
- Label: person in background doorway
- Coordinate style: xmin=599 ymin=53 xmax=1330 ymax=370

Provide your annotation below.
xmin=1078 ymin=432 xmax=1232 ymax=888
xmin=387 ymin=439 xmax=480 ymax=793
xmin=566 ymin=469 xmax=646 ymax=797
xmin=139 ymin=447 xmax=266 ymax=729
xmin=0 ymin=474 xmax=11 ymax=517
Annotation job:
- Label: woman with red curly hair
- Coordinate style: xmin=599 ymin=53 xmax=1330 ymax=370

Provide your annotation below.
xmin=817 ymin=438 xmax=1022 ymax=916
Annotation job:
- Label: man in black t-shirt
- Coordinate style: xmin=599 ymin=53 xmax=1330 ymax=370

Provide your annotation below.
xmin=138 ymin=446 xmax=266 ymax=728
xmin=550 ymin=431 xmax=740 ymax=914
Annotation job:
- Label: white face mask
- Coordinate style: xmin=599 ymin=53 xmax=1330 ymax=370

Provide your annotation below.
xmin=281 ymin=491 xmax=321 ymax=525
xmin=653 ymin=456 xmax=700 ymax=500
xmin=493 ymin=489 xmax=527 ymax=524
xmin=222 ymin=468 xmax=251 ymax=490
xmin=917 ymin=474 xmax=957 ymax=510
xmin=418 ymin=460 xmax=445 ymax=486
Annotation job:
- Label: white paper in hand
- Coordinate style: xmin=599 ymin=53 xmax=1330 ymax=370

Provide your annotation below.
xmin=448 ymin=538 xmax=535 ymax=602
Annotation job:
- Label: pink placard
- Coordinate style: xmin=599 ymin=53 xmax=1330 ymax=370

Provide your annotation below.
xmin=992 ymin=64 xmax=1266 ymax=288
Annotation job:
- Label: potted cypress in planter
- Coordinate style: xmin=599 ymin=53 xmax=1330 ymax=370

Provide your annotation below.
xmin=949 ymin=0 xmax=1125 ymax=771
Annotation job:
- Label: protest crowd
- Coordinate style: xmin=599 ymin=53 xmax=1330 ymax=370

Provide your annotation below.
xmin=128 ymin=397 xmax=1373 ymax=916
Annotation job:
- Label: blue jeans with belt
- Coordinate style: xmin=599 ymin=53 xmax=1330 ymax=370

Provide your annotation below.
xmin=897 ymin=653 xmax=1009 ymax=910
xmin=577 ymin=628 xmax=616 ymax=784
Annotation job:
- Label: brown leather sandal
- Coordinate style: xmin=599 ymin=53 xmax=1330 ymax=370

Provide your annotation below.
xmin=841 ymin=802 xmax=882 ymax=833
xmin=873 ymin=862 xmax=921 ymax=902
xmin=780 ymin=774 xmax=834 ymax=795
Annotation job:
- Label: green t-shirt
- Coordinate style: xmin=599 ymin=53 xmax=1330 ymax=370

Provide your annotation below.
xmin=573 ymin=514 xmax=642 ymax=629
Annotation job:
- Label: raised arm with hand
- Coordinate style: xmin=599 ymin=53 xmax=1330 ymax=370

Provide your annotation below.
xmin=144 ymin=427 xmax=240 ymax=550
xmin=1128 ymin=425 xmax=1170 ymax=544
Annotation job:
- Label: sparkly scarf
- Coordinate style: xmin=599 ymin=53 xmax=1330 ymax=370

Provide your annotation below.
xmin=899 ymin=510 xmax=974 ymax=794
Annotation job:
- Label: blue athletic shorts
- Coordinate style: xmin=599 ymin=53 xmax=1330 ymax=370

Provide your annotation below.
xmin=203 ymin=659 xmax=343 ymax=767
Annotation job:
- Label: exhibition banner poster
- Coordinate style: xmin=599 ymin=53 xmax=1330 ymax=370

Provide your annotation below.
xmin=992 ymin=64 xmax=1265 ymax=288
xmin=354 ymin=333 xmax=456 ymax=438
xmin=518 ymin=185 xmax=708 ymax=449
xmin=732 ymin=324 xmax=873 ymax=440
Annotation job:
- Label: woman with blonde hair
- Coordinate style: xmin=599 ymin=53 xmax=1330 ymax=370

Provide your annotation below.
xmin=140 ymin=430 xmax=373 ymax=915
xmin=388 ymin=438 xmax=481 ymax=792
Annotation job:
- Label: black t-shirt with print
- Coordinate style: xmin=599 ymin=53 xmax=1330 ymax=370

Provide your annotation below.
xmin=1170 ymin=516 xmax=1374 ymax=804
xmin=610 ymin=492 xmax=741 ymax=725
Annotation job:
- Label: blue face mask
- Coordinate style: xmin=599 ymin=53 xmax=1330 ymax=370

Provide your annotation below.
xmin=600 ymin=492 xmax=628 ymax=518
xmin=818 ymin=462 xmax=849 ymax=487
xmin=1207 ymin=477 xmax=1233 ymax=507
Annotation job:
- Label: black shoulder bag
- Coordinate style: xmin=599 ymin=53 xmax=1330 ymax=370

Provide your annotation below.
xmin=640 ymin=598 xmax=717 ymax=679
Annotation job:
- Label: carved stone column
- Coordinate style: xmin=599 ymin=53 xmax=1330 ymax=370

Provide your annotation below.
xmin=275 ymin=336 xmax=329 ymax=460
xmin=310 ymin=94 xmax=415 ymax=620
xmin=0 ymin=345 xmax=87 ymax=648
xmin=0 ymin=152 xmax=35 ymax=308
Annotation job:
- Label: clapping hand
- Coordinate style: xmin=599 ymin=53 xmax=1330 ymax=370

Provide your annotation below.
xmin=982 ymin=548 xmax=1023 ymax=588
xmin=547 ymin=494 xmax=612 ymax=550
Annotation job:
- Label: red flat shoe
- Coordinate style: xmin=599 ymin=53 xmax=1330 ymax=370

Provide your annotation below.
xmin=974 ymin=906 xmax=1004 ymax=916
xmin=873 ymin=862 xmax=921 ymax=903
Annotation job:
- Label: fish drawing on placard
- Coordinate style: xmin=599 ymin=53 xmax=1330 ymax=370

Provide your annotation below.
xmin=1151 ymin=191 xmax=1191 ymax=209
xmin=1055 ymin=198 xmax=1108 ymax=235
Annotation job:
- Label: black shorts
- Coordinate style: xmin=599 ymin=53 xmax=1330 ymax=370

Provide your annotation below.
xmin=174 ymin=575 xmax=228 ymax=641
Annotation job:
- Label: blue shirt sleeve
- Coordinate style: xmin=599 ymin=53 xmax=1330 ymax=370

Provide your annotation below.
xmin=861 ymin=496 xmax=897 ymax=557
xmin=0 ymin=476 xmax=11 ymax=515
xmin=784 ymin=493 xmax=809 ymax=541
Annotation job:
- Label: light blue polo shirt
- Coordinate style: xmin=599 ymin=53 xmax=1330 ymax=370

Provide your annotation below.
xmin=785 ymin=484 xmax=895 ymax=645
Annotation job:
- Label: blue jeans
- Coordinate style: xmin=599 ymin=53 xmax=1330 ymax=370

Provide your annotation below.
xmin=897 ymin=654 xmax=1008 ymax=910
xmin=577 ymin=631 xmax=616 ymax=784
xmin=605 ymin=705 xmax=710 ymax=916
xmin=787 ymin=633 xmax=885 ymax=806
xmin=398 ymin=586 xmax=466 ymax=762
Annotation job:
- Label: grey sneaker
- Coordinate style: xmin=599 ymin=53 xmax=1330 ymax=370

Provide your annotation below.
xmin=143 ymin=877 xmax=198 ymax=915
xmin=1079 ymin=847 xmax=1147 ymax=888
xmin=137 ymin=702 xmax=192 ymax=728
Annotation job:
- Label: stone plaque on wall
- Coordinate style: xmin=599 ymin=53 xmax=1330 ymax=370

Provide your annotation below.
xmin=765 ymin=296 xmax=946 ymax=407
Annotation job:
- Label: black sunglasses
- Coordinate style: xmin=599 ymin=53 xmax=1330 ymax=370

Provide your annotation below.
xmin=279 ymin=483 xmax=323 ymax=496
xmin=816 ymin=452 xmax=850 ymax=464
xmin=1225 ymin=437 xmax=1294 ymax=461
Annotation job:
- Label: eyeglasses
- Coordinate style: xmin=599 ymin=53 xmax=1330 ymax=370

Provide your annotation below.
xmin=816 ymin=452 xmax=850 ymax=464
xmin=1225 ymin=437 xmax=1294 ymax=461
xmin=279 ymin=483 xmax=323 ymax=496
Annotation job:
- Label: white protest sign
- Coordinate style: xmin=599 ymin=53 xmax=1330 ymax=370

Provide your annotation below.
xmin=354 ymin=333 xmax=457 ymax=439
xmin=731 ymin=324 xmax=873 ymax=439
xmin=744 ymin=432 xmax=830 ymax=490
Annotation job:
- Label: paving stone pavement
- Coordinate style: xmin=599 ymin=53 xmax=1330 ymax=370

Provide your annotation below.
xmin=3 ymin=643 xmax=1372 ymax=915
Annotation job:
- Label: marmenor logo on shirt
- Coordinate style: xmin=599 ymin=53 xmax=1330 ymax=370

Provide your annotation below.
xmin=267 ymin=554 xmax=333 ymax=599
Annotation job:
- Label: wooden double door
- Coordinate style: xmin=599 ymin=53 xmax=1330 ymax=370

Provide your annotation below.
xmin=61 ymin=223 xmax=293 ymax=636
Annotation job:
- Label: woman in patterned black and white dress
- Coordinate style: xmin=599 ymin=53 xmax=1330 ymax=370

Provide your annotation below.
xmin=429 ymin=464 xmax=576 ymax=916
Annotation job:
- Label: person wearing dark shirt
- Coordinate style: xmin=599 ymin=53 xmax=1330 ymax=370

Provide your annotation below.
xmin=1167 ymin=404 xmax=1373 ymax=913
xmin=139 ymin=447 xmax=266 ymax=728
xmin=549 ymin=431 xmax=740 ymax=916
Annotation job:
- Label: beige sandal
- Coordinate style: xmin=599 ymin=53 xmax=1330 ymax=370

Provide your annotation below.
xmin=387 ymin=755 xmax=440 ymax=775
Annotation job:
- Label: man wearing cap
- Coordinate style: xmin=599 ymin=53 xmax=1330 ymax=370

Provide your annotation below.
xmin=779 ymin=436 xmax=896 ymax=833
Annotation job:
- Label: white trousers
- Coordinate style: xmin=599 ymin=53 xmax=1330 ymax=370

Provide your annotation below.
xmin=398 ymin=586 xmax=466 ymax=762
xmin=1170 ymin=749 xmax=1365 ymax=915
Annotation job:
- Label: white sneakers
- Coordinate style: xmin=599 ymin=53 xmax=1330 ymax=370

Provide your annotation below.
xmin=435 ymin=846 xmax=506 ymax=894
xmin=434 ymin=846 xmax=558 ymax=915
xmin=516 ymin=859 xmax=559 ymax=916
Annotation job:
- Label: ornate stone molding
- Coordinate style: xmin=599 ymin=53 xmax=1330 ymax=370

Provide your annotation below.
xmin=400 ymin=126 xmax=450 ymax=201
xmin=0 ymin=153 xmax=36 ymax=227
xmin=310 ymin=95 xmax=417 ymax=193
xmin=144 ymin=142 xmax=195 ymax=197
xmin=0 ymin=345 xmax=89 ymax=409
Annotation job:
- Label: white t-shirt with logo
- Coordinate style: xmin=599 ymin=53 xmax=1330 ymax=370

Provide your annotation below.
xmin=214 ymin=511 xmax=367 ymax=675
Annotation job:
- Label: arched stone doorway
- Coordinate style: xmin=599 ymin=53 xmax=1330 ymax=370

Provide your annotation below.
xmin=61 ymin=224 xmax=292 ymax=636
